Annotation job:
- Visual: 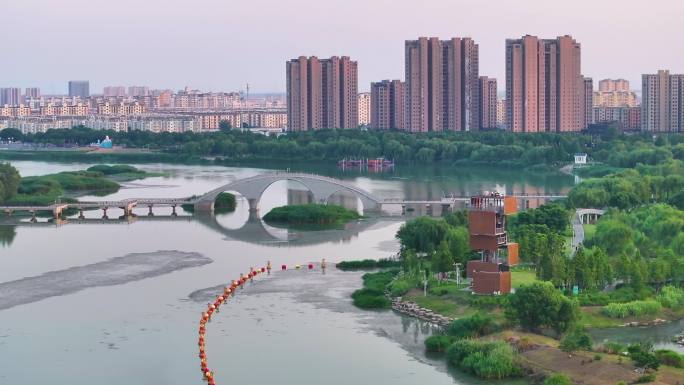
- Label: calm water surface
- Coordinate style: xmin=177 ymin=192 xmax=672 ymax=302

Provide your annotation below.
xmin=0 ymin=161 xmax=576 ymax=384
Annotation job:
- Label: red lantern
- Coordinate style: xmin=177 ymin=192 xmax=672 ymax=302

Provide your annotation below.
xmin=281 ymin=265 xmax=287 ymax=270
xmin=261 ymin=267 xmax=266 ymax=273
xmin=308 ymin=264 xmax=314 ymax=270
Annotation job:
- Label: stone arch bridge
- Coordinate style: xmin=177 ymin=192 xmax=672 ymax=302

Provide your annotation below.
xmin=193 ymin=172 xmax=382 ymax=213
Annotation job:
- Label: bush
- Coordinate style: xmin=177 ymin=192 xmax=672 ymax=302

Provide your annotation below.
xmin=635 ymin=374 xmax=656 ymax=383
xmin=628 ymin=343 xmax=660 ymax=370
xmin=446 ymin=313 xmax=498 ymax=339
xmin=560 ymin=327 xmax=593 ymax=352
xmin=593 ymin=354 xmax=603 ymax=361
xmin=424 ymin=335 xmax=453 ymax=353
xmin=446 ymin=340 xmax=521 ymax=379
xmin=654 ymin=349 xmax=684 ymax=368
xmin=601 ymin=300 xmax=662 ymax=318
xmin=336 ymin=259 xmax=401 ymax=270
xmin=350 ymin=270 xmax=397 ymax=309
xmin=351 ymin=288 xmax=390 ymax=309
xmin=544 ymin=373 xmax=572 ymax=385
xmin=656 ymin=285 xmax=684 ymax=309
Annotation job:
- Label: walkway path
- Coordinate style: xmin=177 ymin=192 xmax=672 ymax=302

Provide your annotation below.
xmin=570 ymin=210 xmax=584 ymax=257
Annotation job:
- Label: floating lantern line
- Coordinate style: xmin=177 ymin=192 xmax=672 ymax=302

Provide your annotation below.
xmin=198 ymin=259 xmax=327 ymax=384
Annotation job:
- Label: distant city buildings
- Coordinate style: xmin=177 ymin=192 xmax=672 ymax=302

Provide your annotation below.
xmin=68 ymin=81 xmax=90 ymax=98
xmin=505 ymin=35 xmax=588 ymax=132
xmin=370 ymin=80 xmax=404 ymax=130
xmin=479 ymin=77 xmax=497 ymax=129
xmin=593 ymin=79 xmax=638 ymax=107
xmin=641 ymin=70 xmax=684 ymax=132
xmin=24 ymin=87 xmax=40 ymax=101
xmin=404 ymin=37 xmax=480 ymax=132
xmin=357 ymin=92 xmax=371 ymax=126
xmin=103 ymin=86 xmax=126 ymax=97
xmin=0 ymin=88 xmax=21 ymax=106
xmin=286 ymin=56 xmax=358 ymax=131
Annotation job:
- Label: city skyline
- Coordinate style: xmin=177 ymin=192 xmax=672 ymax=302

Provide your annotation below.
xmin=2 ymin=0 xmax=683 ymax=94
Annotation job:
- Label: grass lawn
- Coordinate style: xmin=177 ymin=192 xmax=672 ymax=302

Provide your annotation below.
xmin=511 ymin=270 xmax=538 ymax=289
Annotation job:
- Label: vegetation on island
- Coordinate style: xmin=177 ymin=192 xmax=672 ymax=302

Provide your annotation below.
xmin=262 ymin=204 xmax=361 ymax=228
xmin=0 ymin=163 xmax=155 ymax=206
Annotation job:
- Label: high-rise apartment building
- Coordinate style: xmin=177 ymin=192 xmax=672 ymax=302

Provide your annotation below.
xmin=593 ymin=79 xmax=638 ymax=107
xmin=357 ymin=92 xmax=371 ymax=126
xmin=68 ymin=81 xmax=90 ymax=98
xmin=24 ymin=87 xmax=40 ymax=100
xmin=496 ymin=99 xmax=506 ymax=128
xmin=370 ymin=80 xmax=404 ymax=130
xmin=479 ymin=77 xmax=497 ymax=129
xmin=286 ymin=56 xmax=358 ymax=131
xmin=582 ymin=77 xmax=593 ymax=129
xmin=404 ymin=37 xmax=480 ymax=132
xmin=0 ymin=88 xmax=21 ymax=106
xmin=505 ymin=35 xmax=586 ymax=132
xmin=641 ymin=70 xmax=684 ymax=132
xmin=103 ymin=86 xmax=126 ymax=97
xmin=599 ymin=79 xmax=630 ymax=92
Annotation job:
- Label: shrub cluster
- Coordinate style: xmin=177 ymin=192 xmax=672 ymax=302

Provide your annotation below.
xmin=336 ymin=259 xmax=400 ymax=270
xmin=446 ymin=340 xmax=521 ymax=379
xmin=350 ymin=270 xmax=397 ymax=309
xmin=446 ymin=313 xmax=499 ymax=339
xmin=656 ymin=285 xmax=684 ymax=309
xmin=601 ymin=300 xmax=662 ymax=318
xmin=655 ymin=349 xmax=684 ymax=368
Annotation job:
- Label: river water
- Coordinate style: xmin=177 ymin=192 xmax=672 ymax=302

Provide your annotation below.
xmin=0 ymin=160 xmax=577 ymax=384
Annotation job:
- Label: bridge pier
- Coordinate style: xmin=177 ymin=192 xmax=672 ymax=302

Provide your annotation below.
xmin=30 ymin=210 xmax=37 ymax=223
xmin=52 ymin=204 xmax=68 ymax=219
xmin=102 ymin=207 xmax=109 ymax=219
xmin=148 ymin=205 xmax=154 ymax=216
xmin=426 ymin=204 xmax=432 ymax=216
xmin=247 ymin=198 xmax=259 ymax=213
xmin=401 ymin=204 xmax=406 ymax=215
xmin=441 ymin=203 xmax=452 ymax=216
xmin=78 ymin=209 xmax=85 ymax=219
xmin=171 ymin=205 xmax=177 ymax=216
xmin=120 ymin=202 xmax=137 ymax=217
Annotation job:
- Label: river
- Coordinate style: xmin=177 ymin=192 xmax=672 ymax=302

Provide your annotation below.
xmin=0 ymin=160 xmax=574 ymax=385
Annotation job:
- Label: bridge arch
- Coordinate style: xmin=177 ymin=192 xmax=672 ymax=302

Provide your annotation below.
xmin=193 ymin=172 xmax=382 ymax=213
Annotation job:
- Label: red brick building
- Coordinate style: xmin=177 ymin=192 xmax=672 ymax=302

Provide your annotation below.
xmin=466 ymin=194 xmax=519 ymax=295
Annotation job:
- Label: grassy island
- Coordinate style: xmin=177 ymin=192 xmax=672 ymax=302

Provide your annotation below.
xmin=262 ymin=204 xmax=361 ymax=228
xmin=3 ymin=164 xmax=155 ymax=206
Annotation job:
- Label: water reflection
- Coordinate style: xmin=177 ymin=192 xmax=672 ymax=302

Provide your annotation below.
xmin=0 ymin=225 xmax=16 ymax=247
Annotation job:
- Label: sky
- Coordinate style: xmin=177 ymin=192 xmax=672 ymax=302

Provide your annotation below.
xmin=1 ymin=0 xmax=682 ymax=95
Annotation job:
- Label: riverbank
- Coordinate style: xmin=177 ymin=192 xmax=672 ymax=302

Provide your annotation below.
xmin=343 ymin=261 xmax=684 ymax=385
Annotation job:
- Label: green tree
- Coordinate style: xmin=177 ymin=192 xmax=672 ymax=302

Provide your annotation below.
xmin=0 ymin=163 xmax=21 ymax=202
xmin=559 ymin=326 xmax=593 ymax=352
xmin=505 ymin=281 xmax=578 ymax=335
xmin=218 ymin=120 xmax=232 ymax=132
